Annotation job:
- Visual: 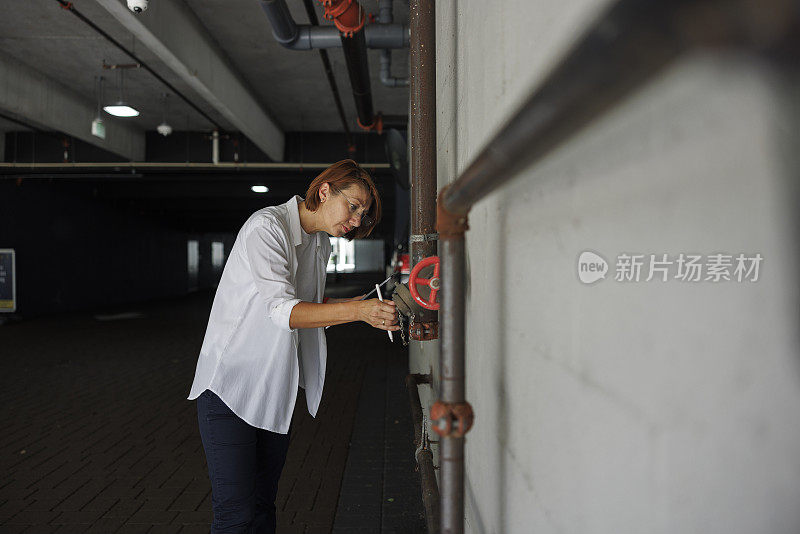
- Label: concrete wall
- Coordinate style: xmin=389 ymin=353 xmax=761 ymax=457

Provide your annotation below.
xmin=409 ymin=1 xmax=800 ymax=532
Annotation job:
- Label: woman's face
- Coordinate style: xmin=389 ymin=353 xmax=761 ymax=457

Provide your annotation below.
xmin=321 ymin=183 xmax=372 ymax=237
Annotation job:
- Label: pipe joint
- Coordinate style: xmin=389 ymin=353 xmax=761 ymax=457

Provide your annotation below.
xmin=437 ymin=186 xmax=469 ymax=238
xmin=357 ymin=113 xmax=383 ymax=134
xmin=318 ymin=0 xmax=366 ymax=36
xmin=431 ymin=400 xmax=474 ymax=438
xmin=410 ymin=320 xmax=439 ymax=341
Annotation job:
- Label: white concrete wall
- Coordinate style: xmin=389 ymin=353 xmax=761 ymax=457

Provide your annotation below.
xmin=409 ymin=1 xmax=800 ymax=533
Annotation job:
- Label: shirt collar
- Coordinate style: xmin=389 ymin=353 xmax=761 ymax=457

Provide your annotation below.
xmin=287 ymin=195 xmax=305 ymax=247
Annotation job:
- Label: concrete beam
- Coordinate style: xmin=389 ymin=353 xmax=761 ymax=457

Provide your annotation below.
xmin=0 ymin=52 xmax=145 ymax=161
xmin=94 ymin=0 xmax=284 ymax=161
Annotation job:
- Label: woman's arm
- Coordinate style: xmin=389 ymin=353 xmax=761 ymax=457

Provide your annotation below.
xmin=324 ymin=294 xmax=365 ymax=304
xmin=289 ymin=298 xmax=399 ymax=330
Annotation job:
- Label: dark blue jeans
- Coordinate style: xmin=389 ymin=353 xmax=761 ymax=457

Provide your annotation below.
xmin=196 ymin=390 xmax=291 ymax=533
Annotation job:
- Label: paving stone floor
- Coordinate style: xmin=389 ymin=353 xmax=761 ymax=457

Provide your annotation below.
xmin=0 ymin=290 xmax=426 ymax=533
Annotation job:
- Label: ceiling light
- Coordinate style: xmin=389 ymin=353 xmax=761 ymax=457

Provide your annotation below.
xmin=103 ymin=104 xmax=140 ymax=117
xmin=157 ymin=122 xmax=173 ymax=136
xmin=251 ymin=185 xmax=269 ymax=193
xmin=103 ymin=69 xmax=138 ymax=117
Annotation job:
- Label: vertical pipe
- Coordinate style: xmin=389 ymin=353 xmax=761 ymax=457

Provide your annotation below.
xmin=440 ymin=236 xmax=465 ymax=533
xmin=340 ymin=31 xmax=375 ymax=128
xmin=300 ymin=0 xmax=354 ymax=151
xmin=409 ymin=0 xmax=437 ymax=322
xmin=212 ymin=130 xmax=219 ymax=164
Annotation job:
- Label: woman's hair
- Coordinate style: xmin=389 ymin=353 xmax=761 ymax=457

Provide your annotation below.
xmin=305 ymin=159 xmax=382 ymax=240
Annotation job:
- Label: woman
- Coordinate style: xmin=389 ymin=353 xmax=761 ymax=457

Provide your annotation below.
xmin=188 ymin=159 xmax=399 ymax=533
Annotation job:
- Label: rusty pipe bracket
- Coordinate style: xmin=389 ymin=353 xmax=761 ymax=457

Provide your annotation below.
xmin=430 ymin=400 xmax=474 ymax=438
xmin=410 ymin=320 xmax=438 ymax=341
xmin=437 ymin=186 xmax=469 ymax=238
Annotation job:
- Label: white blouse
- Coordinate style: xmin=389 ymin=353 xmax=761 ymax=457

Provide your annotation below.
xmin=188 ymin=196 xmax=332 ymax=433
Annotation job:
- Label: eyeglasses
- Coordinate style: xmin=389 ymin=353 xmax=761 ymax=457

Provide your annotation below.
xmin=332 ymin=186 xmax=374 ymax=226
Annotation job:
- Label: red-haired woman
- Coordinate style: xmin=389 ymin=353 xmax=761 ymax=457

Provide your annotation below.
xmin=188 ymin=159 xmax=398 ymax=533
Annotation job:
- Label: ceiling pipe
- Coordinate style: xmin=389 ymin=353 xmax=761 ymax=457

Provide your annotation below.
xmin=319 ymin=0 xmax=377 ymax=131
xmin=259 ymin=0 xmax=408 ymax=50
xmin=378 ymin=0 xmax=408 ymax=88
xmin=260 ymin=0 xmax=398 ymax=131
xmin=300 ymin=0 xmax=354 ymax=153
xmin=340 ymin=30 xmax=377 ymax=130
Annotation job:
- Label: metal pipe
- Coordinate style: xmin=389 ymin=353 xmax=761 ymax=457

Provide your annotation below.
xmin=439 ymin=237 xmax=465 ymax=534
xmin=341 ymin=30 xmax=375 ymax=128
xmin=418 ymin=448 xmax=441 ymax=534
xmin=211 ymin=130 xmax=220 ymax=164
xmin=441 ymin=0 xmax=798 ymax=216
xmin=300 ymin=0 xmax=354 ymax=152
xmin=378 ymin=0 xmax=408 ymax=88
xmin=405 ymin=373 xmax=430 ymax=447
xmin=406 ymin=373 xmax=440 ymax=534
xmin=260 ymin=0 xmax=299 ymax=46
xmin=380 ymin=49 xmax=409 ymax=88
xmin=409 ymin=0 xmax=437 ymax=323
xmin=430 ymin=2 xmax=800 ymax=534
xmin=260 ymin=0 xmax=407 ymax=50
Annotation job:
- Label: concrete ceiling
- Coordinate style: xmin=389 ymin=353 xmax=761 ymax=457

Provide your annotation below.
xmin=0 ymin=0 xmax=409 ymax=160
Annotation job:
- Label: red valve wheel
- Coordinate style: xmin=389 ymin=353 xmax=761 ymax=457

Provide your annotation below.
xmin=409 ymin=256 xmax=441 ymax=310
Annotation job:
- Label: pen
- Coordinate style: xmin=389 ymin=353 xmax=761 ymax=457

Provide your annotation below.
xmin=324 ymin=273 xmax=397 ymax=330
xmin=360 ymin=273 xmax=395 ymax=300
xmin=375 ymin=283 xmax=393 ymax=342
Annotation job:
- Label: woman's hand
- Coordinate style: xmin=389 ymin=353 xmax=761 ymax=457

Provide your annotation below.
xmin=358 ymin=299 xmax=400 ymax=331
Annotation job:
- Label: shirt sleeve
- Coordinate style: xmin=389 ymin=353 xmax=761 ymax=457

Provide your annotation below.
xmin=244 ymin=219 xmax=300 ymax=331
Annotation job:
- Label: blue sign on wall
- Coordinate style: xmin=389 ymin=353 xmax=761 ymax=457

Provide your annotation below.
xmin=0 ymin=249 xmax=16 ymax=313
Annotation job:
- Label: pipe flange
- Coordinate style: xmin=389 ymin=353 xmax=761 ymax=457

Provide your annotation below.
xmin=357 ymin=113 xmax=382 ymax=133
xmin=323 ymin=0 xmax=352 ymax=19
xmin=430 ymin=400 xmax=474 ymax=438
xmin=319 ymin=0 xmax=367 ymax=36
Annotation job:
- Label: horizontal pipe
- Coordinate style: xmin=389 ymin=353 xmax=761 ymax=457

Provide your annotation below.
xmin=441 ymin=0 xmax=798 ymax=216
xmin=292 ymin=24 xmax=410 ymax=50
xmin=260 ymin=1 xmax=408 ymax=50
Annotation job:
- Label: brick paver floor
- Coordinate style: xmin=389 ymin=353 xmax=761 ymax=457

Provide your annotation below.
xmin=0 ymin=290 xmax=426 ymax=533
